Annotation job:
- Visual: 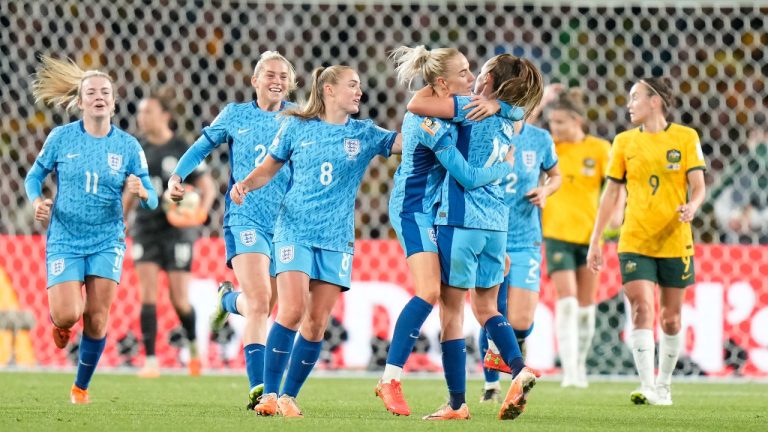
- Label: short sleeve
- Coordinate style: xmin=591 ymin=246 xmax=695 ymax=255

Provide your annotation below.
xmin=599 ymin=139 xmax=612 ymax=178
xmin=542 ymin=133 xmax=558 ymax=171
xmin=686 ymin=130 xmax=706 ymax=173
xmin=606 ymin=136 xmax=627 ymax=183
xmin=128 ymin=138 xmax=150 ymax=176
xmin=36 ymin=127 xmax=60 ymax=171
xmin=366 ymin=121 xmax=397 ymax=158
xmin=269 ymin=117 xmax=295 ymax=162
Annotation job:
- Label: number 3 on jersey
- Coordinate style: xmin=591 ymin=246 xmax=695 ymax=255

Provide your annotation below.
xmin=320 ymin=162 xmax=334 ymax=186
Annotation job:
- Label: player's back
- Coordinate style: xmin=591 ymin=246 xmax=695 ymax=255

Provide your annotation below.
xmin=436 ymin=96 xmax=513 ymax=232
xmin=502 ymin=124 xmax=558 ymax=250
xmin=389 ymin=112 xmax=453 ymax=215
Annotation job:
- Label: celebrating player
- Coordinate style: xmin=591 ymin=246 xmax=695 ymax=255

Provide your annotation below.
xmin=24 ymin=56 xmax=157 ymax=404
xmin=169 ymin=51 xmax=297 ymax=407
xmin=230 ymin=65 xmax=401 ymax=417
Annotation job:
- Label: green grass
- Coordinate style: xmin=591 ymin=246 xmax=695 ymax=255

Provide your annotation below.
xmin=0 ymin=372 xmax=766 ymax=431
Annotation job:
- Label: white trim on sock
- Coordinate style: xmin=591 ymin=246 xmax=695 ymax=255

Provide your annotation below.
xmin=382 ymin=364 xmax=403 ymax=382
xmin=657 ymin=331 xmax=681 ymax=386
xmin=487 ymin=338 xmax=500 ymax=355
xmin=631 ymin=328 xmax=656 ymax=389
xmin=484 ymin=380 xmax=501 ymax=390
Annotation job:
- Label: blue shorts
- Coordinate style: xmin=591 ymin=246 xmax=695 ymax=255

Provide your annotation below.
xmin=505 ymin=248 xmax=542 ymax=293
xmin=437 ymin=226 xmax=505 ymax=289
xmin=273 ymin=242 xmax=352 ymax=291
xmin=390 ymin=211 xmax=438 ymax=257
xmin=224 ymin=225 xmax=276 ymax=276
xmin=46 ymin=244 xmax=126 ymax=288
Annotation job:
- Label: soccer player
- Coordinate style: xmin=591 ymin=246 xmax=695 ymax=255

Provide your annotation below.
xmin=479 ymin=115 xmax=561 ymax=401
xmin=587 ymin=77 xmax=706 ymax=406
xmin=230 ymin=65 xmax=400 ymax=417
xmin=376 ymin=45 xmax=521 ymax=417
xmin=169 ymin=51 xmax=296 ymax=407
xmin=124 ymin=89 xmax=216 ymax=378
xmin=24 ymin=56 xmax=158 ymax=403
xmin=542 ymin=88 xmax=611 ymax=388
xmin=408 ymin=54 xmax=545 ymax=420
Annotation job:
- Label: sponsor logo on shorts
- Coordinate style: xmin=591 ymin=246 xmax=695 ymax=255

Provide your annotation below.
xmin=240 ymin=229 xmax=257 ymax=247
xmin=624 ymin=260 xmax=637 ymax=273
xmin=50 ymin=258 xmax=65 ymax=276
xmin=279 ymin=245 xmax=294 ymax=264
xmin=552 ymin=252 xmax=563 ymax=263
xmin=427 ymin=228 xmax=437 ymax=246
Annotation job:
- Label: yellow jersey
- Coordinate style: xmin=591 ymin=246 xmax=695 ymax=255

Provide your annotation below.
xmin=542 ymin=135 xmax=611 ymax=245
xmin=607 ymin=123 xmax=706 ymax=257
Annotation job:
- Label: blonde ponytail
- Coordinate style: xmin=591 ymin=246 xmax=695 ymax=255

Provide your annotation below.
xmin=32 ymin=55 xmax=113 ymax=113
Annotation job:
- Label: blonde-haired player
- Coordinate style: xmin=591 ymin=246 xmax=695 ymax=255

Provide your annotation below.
xmin=587 ymin=77 xmax=706 ymax=405
xmin=542 ymin=88 xmax=611 ymax=388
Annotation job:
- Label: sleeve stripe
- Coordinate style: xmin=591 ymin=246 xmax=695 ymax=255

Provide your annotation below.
xmin=606 ymin=175 xmax=626 ymax=184
xmin=686 ymin=166 xmax=706 ymax=174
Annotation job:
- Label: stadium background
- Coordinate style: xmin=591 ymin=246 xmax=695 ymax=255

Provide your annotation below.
xmin=0 ymin=1 xmax=766 ymax=378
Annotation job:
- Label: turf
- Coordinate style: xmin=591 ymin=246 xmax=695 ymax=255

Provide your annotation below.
xmin=0 ymin=372 xmax=765 ymax=431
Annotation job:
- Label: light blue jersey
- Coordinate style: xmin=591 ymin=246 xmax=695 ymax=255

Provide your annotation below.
xmin=269 ymin=116 xmax=397 ymax=254
xmin=435 ymin=95 xmax=515 ymax=231
xmin=503 ymin=124 xmax=558 ymax=249
xmin=24 ymin=120 xmax=156 ymax=255
xmin=174 ymin=101 xmax=294 ymax=235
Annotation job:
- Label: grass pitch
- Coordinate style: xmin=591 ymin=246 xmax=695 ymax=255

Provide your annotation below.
xmin=0 ymin=372 xmax=765 ymax=431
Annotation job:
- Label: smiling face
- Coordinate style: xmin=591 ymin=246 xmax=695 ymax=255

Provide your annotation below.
xmin=438 ymin=53 xmax=474 ymax=96
xmin=77 ymin=75 xmax=115 ymax=120
xmin=252 ymin=58 xmax=292 ymax=107
xmin=326 ymin=69 xmax=363 ymax=115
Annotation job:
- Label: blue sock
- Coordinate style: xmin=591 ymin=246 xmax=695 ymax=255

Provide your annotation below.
xmin=484 ymin=315 xmax=525 ymax=376
xmin=221 ymin=292 xmax=241 ymax=316
xmin=386 ymin=296 xmax=433 ymax=367
xmin=244 ymin=343 xmax=265 ymax=390
xmin=281 ymin=335 xmax=323 ymax=397
xmin=479 ymin=328 xmax=499 ymax=383
xmin=74 ymin=333 xmax=106 ymax=390
xmin=441 ymin=339 xmax=466 ymax=410
xmin=263 ymin=322 xmax=296 ymax=395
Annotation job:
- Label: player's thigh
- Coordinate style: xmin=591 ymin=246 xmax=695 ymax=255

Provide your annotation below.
xmin=437 ymin=226 xmax=483 ymax=289
xmin=506 ymin=285 xmax=539 ymax=329
xmin=405 ymin=251 xmax=441 ymax=303
xmin=311 ymin=248 xmax=353 ymax=292
xmin=225 ymin=226 xmax=273 ymax=274
xmin=232 ymin=252 xmax=273 ymax=304
xmin=391 ymin=211 xmax=438 ymax=258
xmin=475 ymin=231 xmax=506 ymax=289
xmin=47 ymin=280 xmax=85 ymax=324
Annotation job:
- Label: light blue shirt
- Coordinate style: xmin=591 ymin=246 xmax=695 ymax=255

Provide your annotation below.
xmin=269 ymin=116 xmax=397 ymax=253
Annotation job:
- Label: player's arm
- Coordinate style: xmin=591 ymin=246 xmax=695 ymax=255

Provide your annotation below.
xmin=230 ymin=155 xmax=284 ymax=205
xmin=678 ymin=169 xmax=705 ymax=223
xmin=390 ymin=133 xmax=403 ymax=155
xmin=435 ymin=141 xmax=515 ymax=190
xmin=408 ymin=87 xmax=520 ymax=122
xmin=525 ymin=164 xmax=562 ymax=208
xmin=168 ymin=134 xmax=219 ymax=201
xmin=127 ymin=173 xmax=158 ymax=210
xmin=587 ymin=179 xmax=624 ymax=273
xmin=24 ymin=161 xmax=53 ymax=223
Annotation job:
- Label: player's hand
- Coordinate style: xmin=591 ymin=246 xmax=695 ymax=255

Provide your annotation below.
xmin=34 ymin=198 xmax=53 ymax=222
xmin=525 ymin=187 xmax=547 ymax=208
xmin=464 ymin=96 xmax=500 ymax=121
xmin=676 ymin=203 xmax=698 ymax=223
xmin=126 ymin=174 xmax=148 ymax=201
xmin=586 ymin=243 xmax=603 ymax=273
xmin=230 ymin=182 xmax=248 ymax=205
xmin=504 ymin=254 xmax=511 ymax=277
xmin=167 ymin=174 xmax=185 ymax=202
xmin=504 ymin=145 xmax=515 ymax=167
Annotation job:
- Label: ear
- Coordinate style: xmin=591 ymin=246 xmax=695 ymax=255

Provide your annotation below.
xmin=250 ymin=74 xmax=259 ymax=89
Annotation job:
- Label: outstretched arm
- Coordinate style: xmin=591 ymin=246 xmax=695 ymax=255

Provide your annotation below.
xmin=435 ymin=144 xmax=514 ymax=190
xmin=230 ymin=155 xmax=284 ymax=205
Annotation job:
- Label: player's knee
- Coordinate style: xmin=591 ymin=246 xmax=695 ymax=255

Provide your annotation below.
xmin=82 ymin=312 xmax=109 ymax=335
xmin=276 ymin=304 xmax=304 ymax=328
xmin=417 ymin=290 xmax=440 ymax=305
xmin=243 ymin=295 xmax=270 ymax=318
xmin=51 ymin=310 xmax=80 ymax=329
xmin=509 ymin=314 xmax=534 ymax=330
xmin=659 ymin=313 xmax=681 ymax=334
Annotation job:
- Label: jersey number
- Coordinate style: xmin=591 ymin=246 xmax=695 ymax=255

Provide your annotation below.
xmin=84 ymin=171 xmax=99 ymax=194
xmin=505 ymin=173 xmax=518 ymax=194
xmin=648 ymin=174 xmax=660 ymax=195
xmin=320 ymin=162 xmax=334 ymax=186
xmin=254 ymin=144 xmax=267 ymax=166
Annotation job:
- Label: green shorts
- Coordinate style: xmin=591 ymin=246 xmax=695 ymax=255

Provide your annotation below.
xmin=618 ymin=253 xmax=695 ymax=288
xmin=544 ymin=238 xmax=588 ymax=276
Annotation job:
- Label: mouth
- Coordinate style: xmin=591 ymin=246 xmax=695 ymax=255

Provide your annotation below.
xmin=268 ymin=86 xmax=283 ymax=95
xmin=352 ymin=98 xmax=360 ymax=105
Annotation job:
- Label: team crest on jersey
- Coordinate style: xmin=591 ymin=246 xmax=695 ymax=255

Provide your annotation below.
xmin=279 ymin=245 xmax=295 ymax=263
xmin=108 ymin=153 xmax=123 ymax=171
xmin=50 ymin=258 xmax=65 ymax=276
xmin=344 ymin=139 xmax=361 ymax=160
xmin=624 ymin=260 xmax=637 ymax=274
xmin=420 ymin=118 xmax=442 ymax=136
xmin=666 ymin=149 xmax=682 ymax=170
xmin=582 ymin=158 xmax=596 ymax=176
xmin=522 ymin=151 xmax=537 ymax=170
xmin=240 ymin=229 xmax=257 ymax=247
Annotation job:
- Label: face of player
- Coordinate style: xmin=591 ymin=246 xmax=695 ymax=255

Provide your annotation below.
xmin=136 ymin=98 xmax=170 ymax=137
xmin=328 ymin=69 xmax=362 ymax=115
xmin=627 ymin=82 xmax=655 ymax=125
xmin=548 ymin=109 xmax=583 ymax=142
xmin=473 ymin=60 xmax=493 ymax=97
xmin=253 ymin=59 xmax=292 ymax=107
xmin=78 ymin=76 xmax=115 ymax=120
xmin=439 ymin=54 xmax=474 ymax=96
